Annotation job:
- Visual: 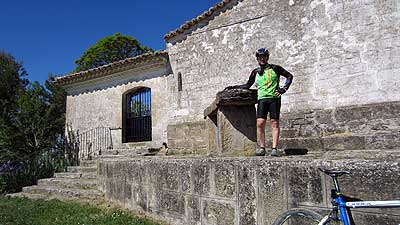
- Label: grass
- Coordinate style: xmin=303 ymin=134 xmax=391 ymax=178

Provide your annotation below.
xmin=0 ymin=196 xmax=162 ymax=225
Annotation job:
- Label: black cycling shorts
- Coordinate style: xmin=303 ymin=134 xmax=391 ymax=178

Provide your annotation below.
xmin=257 ymin=98 xmax=281 ymax=120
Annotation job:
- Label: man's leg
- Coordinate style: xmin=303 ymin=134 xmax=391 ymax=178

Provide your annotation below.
xmin=270 ymin=119 xmax=279 ymax=149
xmin=257 ymin=118 xmax=267 ymax=148
xmin=269 ymin=98 xmax=281 ymax=156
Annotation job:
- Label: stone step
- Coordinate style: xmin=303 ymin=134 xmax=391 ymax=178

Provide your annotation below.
xmin=98 ymin=153 xmax=131 ymax=159
xmin=100 ymin=148 xmax=134 ymax=156
xmin=54 ymin=172 xmax=97 ymax=179
xmin=22 ymin=185 xmax=104 ymax=201
xmin=8 ymin=192 xmax=49 ymax=200
xmin=79 ymin=160 xmax=97 ymax=167
xmin=271 ymin=134 xmax=400 ymax=151
xmin=38 ymin=178 xmax=97 ymax=190
xmin=8 ymin=191 xmax=103 ymax=204
xmin=67 ymin=166 xmax=97 ymax=173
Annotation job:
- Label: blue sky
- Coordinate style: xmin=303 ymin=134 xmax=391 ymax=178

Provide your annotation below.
xmin=0 ymin=0 xmax=221 ymax=84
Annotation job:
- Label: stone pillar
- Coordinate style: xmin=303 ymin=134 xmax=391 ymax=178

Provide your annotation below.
xmin=204 ymin=89 xmax=257 ymax=155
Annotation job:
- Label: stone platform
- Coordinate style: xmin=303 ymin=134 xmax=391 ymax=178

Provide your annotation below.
xmin=98 ymin=150 xmax=400 ymax=225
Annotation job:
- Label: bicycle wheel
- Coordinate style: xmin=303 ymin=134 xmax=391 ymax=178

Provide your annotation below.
xmin=272 ymin=208 xmax=323 ymax=225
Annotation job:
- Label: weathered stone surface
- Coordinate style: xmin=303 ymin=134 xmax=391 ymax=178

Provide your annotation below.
xmin=178 ymin=163 xmax=192 ymax=193
xmin=237 ymin=163 xmax=256 ymax=225
xmin=186 ymin=195 xmax=201 ymax=223
xmin=204 ymin=88 xmax=257 ymax=118
xmin=206 ymin=115 xmax=219 ymax=155
xmin=218 ymin=105 xmax=257 ymax=153
xmin=258 ymin=162 xmax=286 ymax=225
xmin=203 ymin=88 xmax=257 ymax=155
xmin=158 ymin=191 xmax=185 ymax=215
xmin=366 ymin=134 xmax=400 ymax=149
xmin=158 ymin=163 xmax=179 ymax=191
xmin=334 ymin=161 xmax=400 ymax=201
xmin=193 ymin=163 xmax=210 ymax=195
xmin=202 ymin=200 xmax=235 ymax=225
xmin=125 ymin=161 xmax=146 ymax=186
xmin=352 ymin=209 xmax=400 ymax=225
xmin=99 ymin=156 xmax=400 ymax=225
xmin=130 ymin=184 xmax=147 ymax=211
xmin=287 ymin=166 xmax=323 ymax=207
xmin=277 ymin=101 xmax=400 ymax=151
xmin=334 ymin=101 xmax=400 ymax=123
xmin=167 ymin=122 xmax=207 ymax=154
xmin=214 ymin=163 xmax=235 ymax=198
xmin=279 ymin=137 xmax=324 ymax=150
xmin=322 ymin=135 xmax=366 ymax=150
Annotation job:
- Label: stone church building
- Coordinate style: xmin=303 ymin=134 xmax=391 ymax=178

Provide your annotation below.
xmin=53 ymin=0 xmax=400 ymax=224
xmin=56 ymin=0 xmax=399 ymax=154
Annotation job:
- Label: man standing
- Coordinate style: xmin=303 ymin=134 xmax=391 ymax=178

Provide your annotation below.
xmin=228 ymin=48 xmax=293 ymax=156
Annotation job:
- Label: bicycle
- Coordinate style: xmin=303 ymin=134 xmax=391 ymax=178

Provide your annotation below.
xmin=272 ymin=168 xmax=400 ymax=225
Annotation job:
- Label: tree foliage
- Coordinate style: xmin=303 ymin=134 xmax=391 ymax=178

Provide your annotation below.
xmin=0 ymin=51 xmax=28 ymax=119
xmin=74 ymin=33 xmax=152 ymax=72
xmin=0 ymin=80 xmax=66 ymax=161
xmin=0 ymin=51 xmax=70 ymax=192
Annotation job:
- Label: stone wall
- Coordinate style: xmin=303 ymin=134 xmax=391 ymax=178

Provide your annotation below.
xmin=167 ymin=122 xmax=208 ymax=154
xmin=65 ymin=64 xmax=172 ymax=148
xmin=98 ymin=156 xmax=400 ymax=225
xmin=165 ymin=0 xmax=400 ymax=150
xmin=167 ymin=0 xmax=400 ymax=120
xmin=275 ymin=101 xmax=400 ymax=150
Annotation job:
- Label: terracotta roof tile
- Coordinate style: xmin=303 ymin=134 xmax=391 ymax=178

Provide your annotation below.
xmin=54 ymin=51 xmax=168 ymax=86
xmin=164 ymin=0 xmax=232 ymax=41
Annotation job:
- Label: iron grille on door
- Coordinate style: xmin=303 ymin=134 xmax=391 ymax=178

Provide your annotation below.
xmin=125 ymin=88 xmax=151 ymax=142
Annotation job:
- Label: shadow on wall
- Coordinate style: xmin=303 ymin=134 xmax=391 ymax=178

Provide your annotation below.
xmin=221 ymin=105 xmax=257 ymax=142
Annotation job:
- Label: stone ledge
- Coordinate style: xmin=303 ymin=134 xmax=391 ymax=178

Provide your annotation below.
xmin=204 ymin=88 xmax=257 ymax=118
xmin=99 ymin=151 xmax=400 ymax=225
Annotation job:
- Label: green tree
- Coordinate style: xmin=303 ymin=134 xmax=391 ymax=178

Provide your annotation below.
xmin=74 ymin=33 xmax=152 ymax=72
xmin=0 ymin=80 xmax=66 ymax=160
xmin=0 ymin=53 xmax=69 ymax=193
xmin=0 ymin=51 xmax=28 ymax=163
xmin=0 ymin=51 xmax=28 ymax=119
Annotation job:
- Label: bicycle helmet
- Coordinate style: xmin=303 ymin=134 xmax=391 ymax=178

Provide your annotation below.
xmin=255 ymin=48 xmax=269 ymax=58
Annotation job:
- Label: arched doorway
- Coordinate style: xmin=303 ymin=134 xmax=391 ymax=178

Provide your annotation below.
xmin=123 ymin=87 xmax=152 ymax=142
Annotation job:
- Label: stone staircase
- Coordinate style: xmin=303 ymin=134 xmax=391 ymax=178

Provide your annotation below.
xmin=9 ymin=160 xmax=104 ymax=203
xmin=8 ymin=143 xmax=167 ymax=203
xmin=9 ymin=143 xmax=166 ymax=202
xmin=100 ymin=142 xmax=167 ymax=158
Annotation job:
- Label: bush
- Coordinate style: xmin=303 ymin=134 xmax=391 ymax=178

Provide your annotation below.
xmin=0 ymin=134 xmax=79 ymax=193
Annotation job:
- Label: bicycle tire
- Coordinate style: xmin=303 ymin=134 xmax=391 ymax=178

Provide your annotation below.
xmin=272 ymin=208 xmax=323 ymax=225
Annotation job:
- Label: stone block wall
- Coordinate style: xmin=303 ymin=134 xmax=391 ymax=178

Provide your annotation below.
xmin=165 ymin=0 xmax=400 ymax=151
xmin=65 ymin=65 xmax=172 ymax=148
xmin=167 ymin=122 xmax=208 ymax=154
xmin=271 ymin=101 xmax=400 ymax=150
xmin=98 ymin=157 xmax=400 ymax=225
xmin=167 ymin=0 xmax=400 ymax=120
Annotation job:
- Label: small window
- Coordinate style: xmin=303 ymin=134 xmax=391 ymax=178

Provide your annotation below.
xmin=177 ymin=72 xmax=182 ymax=91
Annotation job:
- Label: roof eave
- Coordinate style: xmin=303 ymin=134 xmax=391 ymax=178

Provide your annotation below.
xmin=54 ymin=51 xmax=168 ymax=86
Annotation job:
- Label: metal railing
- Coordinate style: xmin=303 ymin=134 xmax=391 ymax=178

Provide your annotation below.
xmin=77 ymin=127 xmax=113 ymax=160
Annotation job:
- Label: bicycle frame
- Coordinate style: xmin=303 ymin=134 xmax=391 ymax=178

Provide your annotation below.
xmin=335 ymin=196 xmax=400 ymax=225
xmin=328 ymin=173 xmax=400 ymax=225
xmin=274 ymin=169 xmax=400 ymax=225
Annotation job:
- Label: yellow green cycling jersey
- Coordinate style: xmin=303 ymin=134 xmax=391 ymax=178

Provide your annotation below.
xmin=238 ymin=64 xmax=294 ymax=100
xmin=256 ymin=66 xmax=280 ymax=99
